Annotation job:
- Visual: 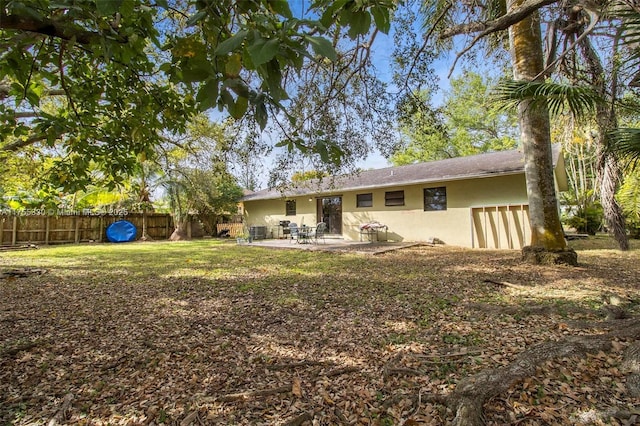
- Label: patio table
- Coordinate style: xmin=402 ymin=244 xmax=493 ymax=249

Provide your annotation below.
xmin=297 ymin=226 xmax=315 ymax=244
xmin=359 ymin=223 xmax=388 ymax=242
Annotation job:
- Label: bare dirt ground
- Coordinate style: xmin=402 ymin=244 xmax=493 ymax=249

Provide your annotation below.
xmin=1 ymin=239 xmax=639 ymax=425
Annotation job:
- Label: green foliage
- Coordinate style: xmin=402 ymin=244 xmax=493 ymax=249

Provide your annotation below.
xmin=609 ymin=128 xmax=640 ymax=169
xmin=268 ymin=37 xmax=395 ymax=185
xmin=563 ymin=201 xmax=603 ymax=235
xmin=391 ymin=91 xmax=451 ymax=164
xmin=0 ymin=0 xmax=395 ymax=191
xmin=391 ymin=71 xmax=518 ymax=165
xmin=444 ymin=70 xmax=518 ymax=154
xmin=291 ymin=170 xmax=329 ymax=182
xmin=560 ymin=137 xmax=608 ymax=239
xmin=1 ymin=0 xmax=193 ymax=190
xmin=493 ymin=80 xmax=601 ymax=119
xmin=618 ymin=171 xmax=640 ymax=238
xmin=159 ymin=116 xmax=244 ymax=226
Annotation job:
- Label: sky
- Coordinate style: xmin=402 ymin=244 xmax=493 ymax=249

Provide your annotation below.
xmin=245 ymin=1 xmax=502 ymax=187
xmin=285 ymin=0 xmax=461 ymax=172
xmin=357 ymin=30 xmax=460 ymax=170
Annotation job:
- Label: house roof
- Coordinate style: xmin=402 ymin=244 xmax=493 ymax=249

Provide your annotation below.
xmin=242 ymin=145 xmax=564 ymax=201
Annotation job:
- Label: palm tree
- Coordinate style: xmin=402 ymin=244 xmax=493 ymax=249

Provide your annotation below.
xmin=495 ymin=0 xmax=640 ymax=250
xmin=611 ymin=129 xmax=640 ymax=167
xmin=408 ymin=0 xmax=576 ymax=264
xmin=506 ymin=0 xmax=574 ymax=263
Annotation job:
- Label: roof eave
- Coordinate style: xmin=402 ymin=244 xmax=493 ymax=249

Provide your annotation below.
xmin=241 ymin=169 xmax=525 ymax=202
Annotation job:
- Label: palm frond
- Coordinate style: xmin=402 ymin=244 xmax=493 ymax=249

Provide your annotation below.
xmin=608 ymin=2 xmax=640 ymax=65
xmin=492 ymin=80 xmax=602 ymax=118
xmin=609 ymin=127 xmax=640 ymax=169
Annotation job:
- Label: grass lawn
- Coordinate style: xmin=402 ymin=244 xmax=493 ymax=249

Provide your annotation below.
xmin=1 ymin=238 xmax=639 ymax=425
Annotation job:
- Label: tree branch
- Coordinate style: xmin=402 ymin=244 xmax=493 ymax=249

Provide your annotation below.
xmin=534 ymin=3 xmax=602 ymax=79
xmin=0 ymin=13 xmax=123 ymax=45
xmin=404 ymin=2 xmax=453 ymax=91
xmin=1 ymin=134 xmax=52 ymax=152
xmin=0 ymin=83 xmax=66 ymax=100
xmin=440 ymin=0 xmax=559 ymax=39
xmin=58 ymin=42 xmax=80 ymax=119
xmin=12 ymin=112 xmax=39 ymax=119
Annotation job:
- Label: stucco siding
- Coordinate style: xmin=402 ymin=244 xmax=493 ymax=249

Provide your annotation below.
xmin=243 ymin=173 xmax=532 ymax=247
xmin=342 ymin=174 xmax=529 ymax=246
xmin=243 ymin=197 xmax=318 ymax=237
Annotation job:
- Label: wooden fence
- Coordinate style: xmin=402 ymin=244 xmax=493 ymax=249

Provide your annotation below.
xmin=215 ymin=223 xmax=245 ymax=238
xmin=0 ymin=213 xmax=175 ymax=246
xmin=0 ymin=211 xmax=250 ymax=246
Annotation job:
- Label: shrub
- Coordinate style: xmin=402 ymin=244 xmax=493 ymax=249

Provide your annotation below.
xmin=563 ymin=203 xmax=603 ymax=235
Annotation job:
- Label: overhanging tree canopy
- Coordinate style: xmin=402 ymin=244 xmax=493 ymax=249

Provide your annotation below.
xmin=0 ymin=0 xmax=393 ymax=188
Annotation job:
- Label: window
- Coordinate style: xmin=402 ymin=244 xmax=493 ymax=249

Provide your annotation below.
xmin=285 ymin=200 xmax=296 ymax=216
xmin=424 ymin=187 xmax=447 ymax=211
xmin=356 ymin=193 xmax=373 ymax=208
xmin=385 ymin=190 xmax=405 ymax=207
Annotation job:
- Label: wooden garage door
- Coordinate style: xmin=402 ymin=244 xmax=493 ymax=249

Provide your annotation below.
xmin=471 ymin=205 xmax=530 ymax=249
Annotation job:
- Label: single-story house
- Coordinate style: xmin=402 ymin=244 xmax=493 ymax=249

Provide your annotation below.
xmin=240 ymin=145 xmax=568 ymax=249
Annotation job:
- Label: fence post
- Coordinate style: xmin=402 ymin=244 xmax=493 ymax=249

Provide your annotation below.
xmin=165 ymin=216 xmax=170 ymax=239
xmin=12 ymin=216 xmax=18 ymax=246
xmin=45 ymin=216 xmax=50 ymax=245
xmin=75 ymin=216 xmax=80 ymax=243
xmin=99 ymin=216 xmax=104 ymax=242
xmin=0 ymin=217 xmax=4 ymax=246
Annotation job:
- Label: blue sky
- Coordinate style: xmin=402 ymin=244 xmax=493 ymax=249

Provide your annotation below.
xmin=246 ymin=1 xmax=495 ymax=183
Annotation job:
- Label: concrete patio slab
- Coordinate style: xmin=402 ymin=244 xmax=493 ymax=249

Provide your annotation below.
xmin=235 ymin=238 xmax=423 ymax=255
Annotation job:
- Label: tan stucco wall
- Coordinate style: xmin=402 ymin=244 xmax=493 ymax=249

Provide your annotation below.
xmin=243 ymin=173 xmax=531 ymax=247
xmin=242 ymin=196 xmax=319 ymax=238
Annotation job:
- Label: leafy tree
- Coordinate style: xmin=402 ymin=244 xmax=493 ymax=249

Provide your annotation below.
xmin=405 ymin=0 xmax=574 ymax=265
xmin=0 ymin=0 xmax=393 ymax=190
xmin=618 ymin=171 xmax=640 ymax=238
xmin=559 ymin=130 xmax=601 ymax=234
xmin=391 ymin=71 xmax=518 ymax=165
xmin=391 ymin=91 xmax=453 ymax=165
xmin=158 ymin=116 xmax=244 ymax=240
xmin=267 ymin=24 xmax=396 ymax=188
xmin=291 ymin=170 xmax=329 ymax=182
xmin=554 ymin=1 xmax=632 ymax=250
xmin=495 ymin=1 xmax=640 ymax=250
xmin=163 ymin=166 xmax=243 ymax=240
xmin=1 ymin=1 xmax=193 ymax=189
xmin=223 ymin=124 xmax=271 ymax=192
xmin=506 ymin=0 xmax=569 ymax=259
xmin=444 ymin=70 xmax=518 ymax=154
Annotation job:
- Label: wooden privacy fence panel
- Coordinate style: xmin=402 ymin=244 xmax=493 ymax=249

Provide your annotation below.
xmin=216 ymin=223 xmax=245 ymax=238
xmin=0 ymin=213 xmax=175 ymax=246
xmin=471 ymin=205 xmax=530 ymax=250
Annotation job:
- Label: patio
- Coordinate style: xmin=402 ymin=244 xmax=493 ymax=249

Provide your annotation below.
xmin=236 ymin=237 xmax=422 ymax=255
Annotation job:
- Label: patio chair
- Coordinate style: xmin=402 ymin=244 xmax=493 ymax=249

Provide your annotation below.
xmin=314 ymin=222 xmax=327 ymax=244
xmin=288 ymin=223 xmax=299 ymax=243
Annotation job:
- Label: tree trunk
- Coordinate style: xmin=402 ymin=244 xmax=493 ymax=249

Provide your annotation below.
xmin=597 ymin=145 xmax=628 ymax=249
xmin=169 ymin=219 xmax=190 ymax=241
xmin=577 ymin=34 xmax=629 ymax=250
xmin=507 ymin=0 xmax=576 ymax=265
xmin=139 ymin=208 xmax=153 ymax=241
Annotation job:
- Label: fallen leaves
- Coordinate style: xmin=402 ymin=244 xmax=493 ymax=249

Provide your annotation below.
xmin=0 ymin=240 xmax=639 ymax=424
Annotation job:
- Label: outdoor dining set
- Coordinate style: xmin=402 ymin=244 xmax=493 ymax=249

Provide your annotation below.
xmin=287 ymin=222 xmax=327 ymax=244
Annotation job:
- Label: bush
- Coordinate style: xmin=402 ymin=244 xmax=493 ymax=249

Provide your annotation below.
xmin=563 ymin=203 xmax=603 ymax=235
xmin=617 ymin=172 xmax=640 ymax=239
